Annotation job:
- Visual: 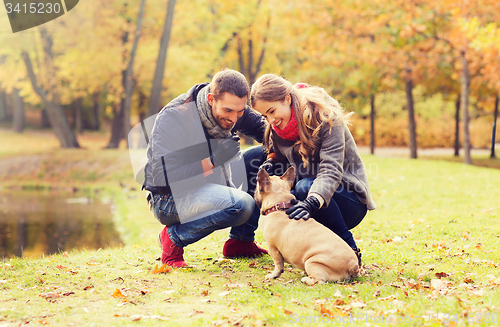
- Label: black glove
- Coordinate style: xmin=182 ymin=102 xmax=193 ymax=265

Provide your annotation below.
xmin=285 ymin=196 xmax=321 ymax=220
xmin=210 ymin=135 xmax=241 ymax=167
xmin=259 ymin=159 xmax=275 ymax=175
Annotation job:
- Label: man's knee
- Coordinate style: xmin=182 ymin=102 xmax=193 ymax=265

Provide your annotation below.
xmin=230 ymin=193 xmax=255 ymax=226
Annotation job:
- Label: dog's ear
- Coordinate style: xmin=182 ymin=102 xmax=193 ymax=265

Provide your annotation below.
xmin=257 ymin=168 xmax=271 ymax=193
xmin=280 ymin=166 xmax=295 ymax=189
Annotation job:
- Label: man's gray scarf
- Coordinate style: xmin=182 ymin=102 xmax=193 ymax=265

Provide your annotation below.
xmin=196 ymin=84 xmax=232 ymax=139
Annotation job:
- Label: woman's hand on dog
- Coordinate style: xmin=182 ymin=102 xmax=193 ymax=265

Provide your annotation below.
xmin=286 ymin=197 xmax=321 ymax=220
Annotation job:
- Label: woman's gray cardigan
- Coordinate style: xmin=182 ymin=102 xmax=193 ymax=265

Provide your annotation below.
xmin=271 ymin=120 xmax=376 ymax=210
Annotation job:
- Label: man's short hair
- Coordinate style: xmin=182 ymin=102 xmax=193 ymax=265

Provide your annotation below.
xmin=210 ymin=68 xmax=250 ymax=100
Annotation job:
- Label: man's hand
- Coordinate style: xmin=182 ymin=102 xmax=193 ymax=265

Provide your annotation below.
xmin=258 ymin=159 xmax=275 ymax=175
xmin=210 ymin=135 xmax=241 ymax=168
xmin=285 ymin=196 xmax=321 ymax=220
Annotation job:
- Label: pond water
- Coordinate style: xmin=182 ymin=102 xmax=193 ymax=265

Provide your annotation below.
xmin=0 ymin=190 xmax=122 ymax=258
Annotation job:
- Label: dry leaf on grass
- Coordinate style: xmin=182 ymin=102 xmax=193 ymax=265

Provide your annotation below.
xmin=112 ymin=289 xmax=126 ymax=298
xmin=152 ymin=264 xmax=173 ymax=274
xmin=39 ymin=292 xmax=60 ymax=299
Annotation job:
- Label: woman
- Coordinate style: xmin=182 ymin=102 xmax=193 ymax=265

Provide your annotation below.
xmin=250 ymin=74 xmax=376 ymax=266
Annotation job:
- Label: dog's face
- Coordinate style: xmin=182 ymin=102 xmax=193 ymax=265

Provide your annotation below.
xmin=254 ymin=166 xmax=295 ymax=209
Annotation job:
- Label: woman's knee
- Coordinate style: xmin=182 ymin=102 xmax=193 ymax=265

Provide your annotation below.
xmin=293 ymin=178 xmax=314 ymax=200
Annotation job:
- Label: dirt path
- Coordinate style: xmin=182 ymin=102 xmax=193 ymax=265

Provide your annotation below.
xmin=357 ymin=146 xmax=493 ymax=158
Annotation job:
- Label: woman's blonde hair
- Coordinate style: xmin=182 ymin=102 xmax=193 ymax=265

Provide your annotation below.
xmin=250 ymin=74 xmax=353 ymax=167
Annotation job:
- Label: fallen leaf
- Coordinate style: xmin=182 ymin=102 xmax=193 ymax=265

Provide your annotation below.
xmin=373 ymin=290 xmax=381 ymax=297
xmin=62 ymin=292 xmax=75 ymax=296
xmin=283 ymin=308 xmax=293 ymax=315
xmin=320 ymin=303 xmax=334 ymax=315
xmin=130 ymin=315 xmax=142 ymax=321
xmin=333 ymin=290 xmax=343 ymax=298
xmin=435 ymin=272 xmax=451 ymax=278
xmin=83 ymin=285 xmax=94 ymax=291
xmin=39 ymin=292 xmax=60 ymax=299
xmin=333 ymin=299 xmax=345 ymax=306
xmin=62 ymin=252 xmax=69 ymax=257
xmin=248 ymin=260 xmax=258 ymax=267
xmin=188 ymin=310 xmax=204 ymax=317
xmin=112 ymin=289 xmax=126 ymax=298
xmin=218 ymin=291 xmax=230 ymax=297
xmin=463 ymin=277 xmax=474 ymax=283
xmin=152 ymin=264 xmax=173 ymax=274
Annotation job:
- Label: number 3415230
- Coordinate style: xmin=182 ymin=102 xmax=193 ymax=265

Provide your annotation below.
xmin=5 ymin=2 xmax=62 ymax=14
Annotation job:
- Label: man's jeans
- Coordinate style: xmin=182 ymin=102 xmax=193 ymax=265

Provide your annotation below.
xmin=149 ymin=146 xmax=266 ymax=248
xmin=292 ymin=178 xmax=367 ymax=249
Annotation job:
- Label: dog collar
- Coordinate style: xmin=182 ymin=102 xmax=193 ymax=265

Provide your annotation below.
xmin=263 ymin=202 xmax=294 ymax=216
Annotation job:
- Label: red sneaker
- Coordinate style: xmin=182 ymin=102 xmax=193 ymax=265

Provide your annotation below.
xmin=159 ymin=226 xmax=188 ymax=267
xmin=222 ymin=238 xmax=268 ymax=258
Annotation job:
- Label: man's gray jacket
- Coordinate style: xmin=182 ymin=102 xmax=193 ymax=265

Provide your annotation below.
xmin=143 ymin=83 xmax=266 ymax=195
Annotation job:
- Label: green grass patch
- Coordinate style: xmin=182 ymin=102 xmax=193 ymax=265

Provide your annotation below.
xmin=421 ymin=154 xmax=500 ymax=170
xmin=1 ymin=130 xmax=500 ymax=325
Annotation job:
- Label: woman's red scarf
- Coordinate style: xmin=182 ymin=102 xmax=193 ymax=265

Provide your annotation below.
xmin=272 ymin=108 xmax=299 ymax=141
xmin=271 ymin=83 xmax=308 ymax=141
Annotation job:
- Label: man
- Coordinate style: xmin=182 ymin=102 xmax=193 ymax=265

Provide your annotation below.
xmin=143 ymin=69 xmax=267 ymax=267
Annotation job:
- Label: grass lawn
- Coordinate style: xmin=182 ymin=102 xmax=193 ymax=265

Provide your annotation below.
xmin=1 ymin=129 xmax=500 ymax=326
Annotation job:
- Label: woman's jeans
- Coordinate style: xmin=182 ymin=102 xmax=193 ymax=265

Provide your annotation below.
xmin=149 ymin=146 xmax=266 ymax=248
xmin=292 ymin=178 xmax=367 ymax=249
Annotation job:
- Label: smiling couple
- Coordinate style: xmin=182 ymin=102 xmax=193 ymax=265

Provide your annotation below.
xmin=142 ymin=69 xmax=375 ymax=267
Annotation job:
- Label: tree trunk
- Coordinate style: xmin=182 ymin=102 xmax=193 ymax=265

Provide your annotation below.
xmin=75 ymin=97 xmax=83 ymax=134
xmin=491 ymin=94 xmax=499 ymax=159
xmin=147 ymin=0 xmax=177 ymax=117
xmin=107 ymin=102 xmax=124 ymax=148
xmin=22 ymin=51 xmax=79 ymax=148
xmin=405 ymin=67 xmax=417 ymax=159
xmin=454 ymin=95 xmax=460 ymax=157
xmin=93 ymin=91 xmax=100 ymax=130
xmin=106 ymin=0 xmax=146 ymax=148
xmin=236 ymin=17 xmax=270 ymax=85
xmin=122 ymin=0 xmax=146 ymax=144
xmin=13 ymin=88 xmax=25 ymax=133
xmin=41 ymin=109 xmax=51 ymax=128
xmin=460 ymin=50 xmax=472 ymax=165
xmin=0 ymin=91 xmax=7 ymax=121
xmin=370 ymin=93 xmax=376 ymax=155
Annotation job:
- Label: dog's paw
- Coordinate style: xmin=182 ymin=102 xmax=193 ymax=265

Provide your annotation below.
xmin=265 ymin=273 xmax=279 ymax=279
xmin=301 ymin=277 xmax=318 ymax=285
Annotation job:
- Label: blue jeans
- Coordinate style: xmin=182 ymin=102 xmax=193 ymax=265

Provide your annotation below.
xmin=149 ymin=146 xmax=266 ymax=247
xmin=292 ymin=178 xmax=367 ymax=249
